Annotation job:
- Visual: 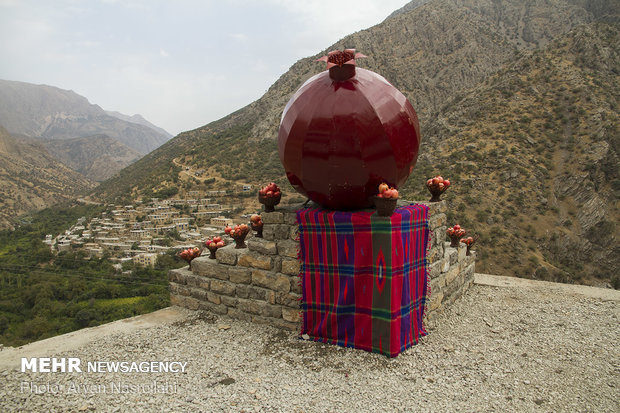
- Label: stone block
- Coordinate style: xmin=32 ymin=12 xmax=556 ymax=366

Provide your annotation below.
xmin=417 ymin=200 xmax=447 ymax=216
xmin=445 ymin=266 xmax=460 ymax=286
xmin=241 ymin=284 xmax=275 ymax=303
xmin=281 ymin=258 xmax=301 ymax=276
xmin=272 ymin=256 xmax=282 ymax=273
xmin=252 ymin=270 xmax=291 ymax=293
xmin=444 ymin=284 xmax=464 ymax=307
xmin=459 ymin=253 xmax=475 ymax=272
xmin=277 ymin=240 xmax=298 ymax=258
xmin=430 ymin=278 xmax=442 ymax=295
xmin=210 ymin=279 xmax=236 ymax=296
xmin=169 ymin=294 xmax=182 ymax=307
xmin=262 ymin=211 xmax=284 ymax=224
xmin=183 ymin=274 xmax=201 ymax=288
xmin=429 ymin=260 xmax=442 ymax=279
xmin=172 ymin=284 xmax=192 ymax=297
xmin=276 ymin=291 xmax=301 ymax=308
xmin=261 ymin=303 xmax=282 ymax=318
xmin=290 ymin=225 xmax=299 ymax=240
xmin=228 ymin=308 xmax=252 ymax=322
xmin=188 ymin=287 xmax=207 ymax=301
xmin=168 ymin=268 xmax=191 ymax=284
xmin=228 ymin=267 xmax=251 ymax=284
xmin=282 ymin=307 xmax=301 ymax=323
xmin=463 ymin=263 xmax=475 ymax=279
xmin=184 ymin=273 xmax=208 ymax=289
xmin=247 ymin=238 xmax=277 ymax=255
xmin=291 ymin=276 xmax=302 ymax=294
xmin=206 ymin=291 xmax=221 ymax=305
xmin=216 ymin=244 xmax=247 ymax=266
xmin=434 ymin=226 xmax=447 ymax=246
xmin=444 ymin=244 xmax=458 ymax=266
xmin=263 ymin=225 xmax=275 ymax=241
xmin=284 ymin=211 xmax=298 ymax=225
xmin=428 ymin=290 xmax=444 ymax=312
xmin=236 ymin=284 xmax=250 ymax=299
xmin=171 ymin=294 xmax=200 ymax=311
xmin=237 ymin=299 xmax=281 ymax=318
xmin=236 ymin=298 xmax=262 ymax=315
xmin=272 ymin=224 xmax=291 ymax=240
xmin=168 ymin=283 xmax=181 ymax=295
xmin=444 ymin=275 xmax=461 ymax=298
xmin=436 ymin=273 xmax=447 ymax=288
xmin=427 ymin=245 xmax=443 ymax=264
xmin=198 ymin=300 xmax=228 ymax=315
xmin=238 ymin=252 xmax=273 ymax=270
xmin=191 ymin=256 xmax=228 ymax=280
xmin=458 ymin=243 xmax=467 ymax=261
xmin=221 ymin=295 xmax=238 ymax=308
xmin=441 ymin=257 xmax=451 ymax=273
xmin=429 ymin=213 xmax=446 ymax=231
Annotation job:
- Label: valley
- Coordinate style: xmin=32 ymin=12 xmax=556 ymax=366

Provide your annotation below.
xmin=0 ymin=0 xmax=617 ymax=348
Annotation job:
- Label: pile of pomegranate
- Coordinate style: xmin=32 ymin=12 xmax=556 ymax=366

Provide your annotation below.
xmin=204 ymin=236 xmax=225 ymax=250
xmin=377 ymin=183 xmax=399 ymax=199
xmin=178 ymin=247 xmax=201 ymax=263
xmin=258 ymin=183 xmax=281 ymax=200
xmin=225 ymin=224 xmax=250 ymax=240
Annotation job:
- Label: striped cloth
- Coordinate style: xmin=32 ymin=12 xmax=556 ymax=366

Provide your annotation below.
xmin=297 ymin=204 xmax=430 ymax=357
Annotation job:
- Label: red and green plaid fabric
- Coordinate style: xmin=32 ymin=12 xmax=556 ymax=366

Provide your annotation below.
xmin=297 ymin=204 xmax=430 ymax=358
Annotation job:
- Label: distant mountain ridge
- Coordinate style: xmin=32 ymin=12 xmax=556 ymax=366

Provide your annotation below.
xmin=105 ymin=110 xmax=172 ymax=140
xmin=0 ymin=79 xmax=170 ymax=154
xmin=41 ymin=135 xmax=142 ymax=182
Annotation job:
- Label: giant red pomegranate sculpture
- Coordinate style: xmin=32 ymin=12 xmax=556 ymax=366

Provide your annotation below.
xmin=278 ymin=49 xmax=421 ymax=210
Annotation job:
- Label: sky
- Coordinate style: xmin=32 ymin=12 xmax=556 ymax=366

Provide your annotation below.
xmin=0 ymin=0 xmax=409 ymax=135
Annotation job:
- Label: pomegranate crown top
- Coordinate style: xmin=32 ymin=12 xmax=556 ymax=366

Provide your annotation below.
xmin=316 ymin=49 xmax=366 ymax=81
xmin=317 ymin=49 xmax=366 ymax=69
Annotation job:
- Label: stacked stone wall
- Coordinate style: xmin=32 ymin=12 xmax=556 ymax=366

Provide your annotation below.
xmin=169 ymin=201 xmax=475 ymax=329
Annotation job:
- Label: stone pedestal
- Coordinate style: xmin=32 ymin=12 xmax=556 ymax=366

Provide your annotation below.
xmin=168 ymin=201 xmax=475 ymax=329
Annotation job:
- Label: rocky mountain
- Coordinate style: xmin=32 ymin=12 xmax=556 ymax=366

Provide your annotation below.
xmin=385 ymin=0 xmax=432 ymax=20
xmin=41 ymin=135 xmax=142 ymax=181
xmin=0 ymin=127 xmax=95 ymax=229
xmin=105 ymin=110 xmax=173 ymax=140
xmin=93 ymin=0 xmax=618 ymax=287
xmin=0 ymin=79 xmax=171 ymax=181
xmin=417 ymin=22 xmax=619 ymax=287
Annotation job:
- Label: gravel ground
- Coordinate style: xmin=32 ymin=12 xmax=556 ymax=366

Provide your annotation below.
xmin=1 ymin=282 xmax=618 ymax=412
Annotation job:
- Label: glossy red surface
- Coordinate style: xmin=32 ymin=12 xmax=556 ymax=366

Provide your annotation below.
xmin=278 ymin=68 xmax=421 ymax=210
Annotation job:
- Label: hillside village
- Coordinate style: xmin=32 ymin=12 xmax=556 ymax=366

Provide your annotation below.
xmin=45 ymin=189 xmax=257 ymax=268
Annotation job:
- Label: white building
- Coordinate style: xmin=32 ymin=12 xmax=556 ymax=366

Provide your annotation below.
xmin=133 ymin=253 xmax=158 ymax=267
xmin=210 ymin=216 xmax=233 ymax=228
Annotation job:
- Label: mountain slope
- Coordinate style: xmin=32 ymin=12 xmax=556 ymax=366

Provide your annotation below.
xmin=412 ymin=22 xmax=619 ymax=286
xmin=0 ymin=79 xmax=170 ymax=154
xmin=94 ymin=0 xmax=613 ymax=201
xmin=93 ymin=0 xmax=618 ymax=287
xmin=0 ymin=127 xmax=95 ymax=229
xmin=42 ymin=135 xmax=142 ymax=182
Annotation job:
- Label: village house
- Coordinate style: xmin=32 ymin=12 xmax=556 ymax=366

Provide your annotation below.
xmin=133 ymin=253 xmax=158 ymax=267
xmin=210 ymin=216 xmax=233 ymax=228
